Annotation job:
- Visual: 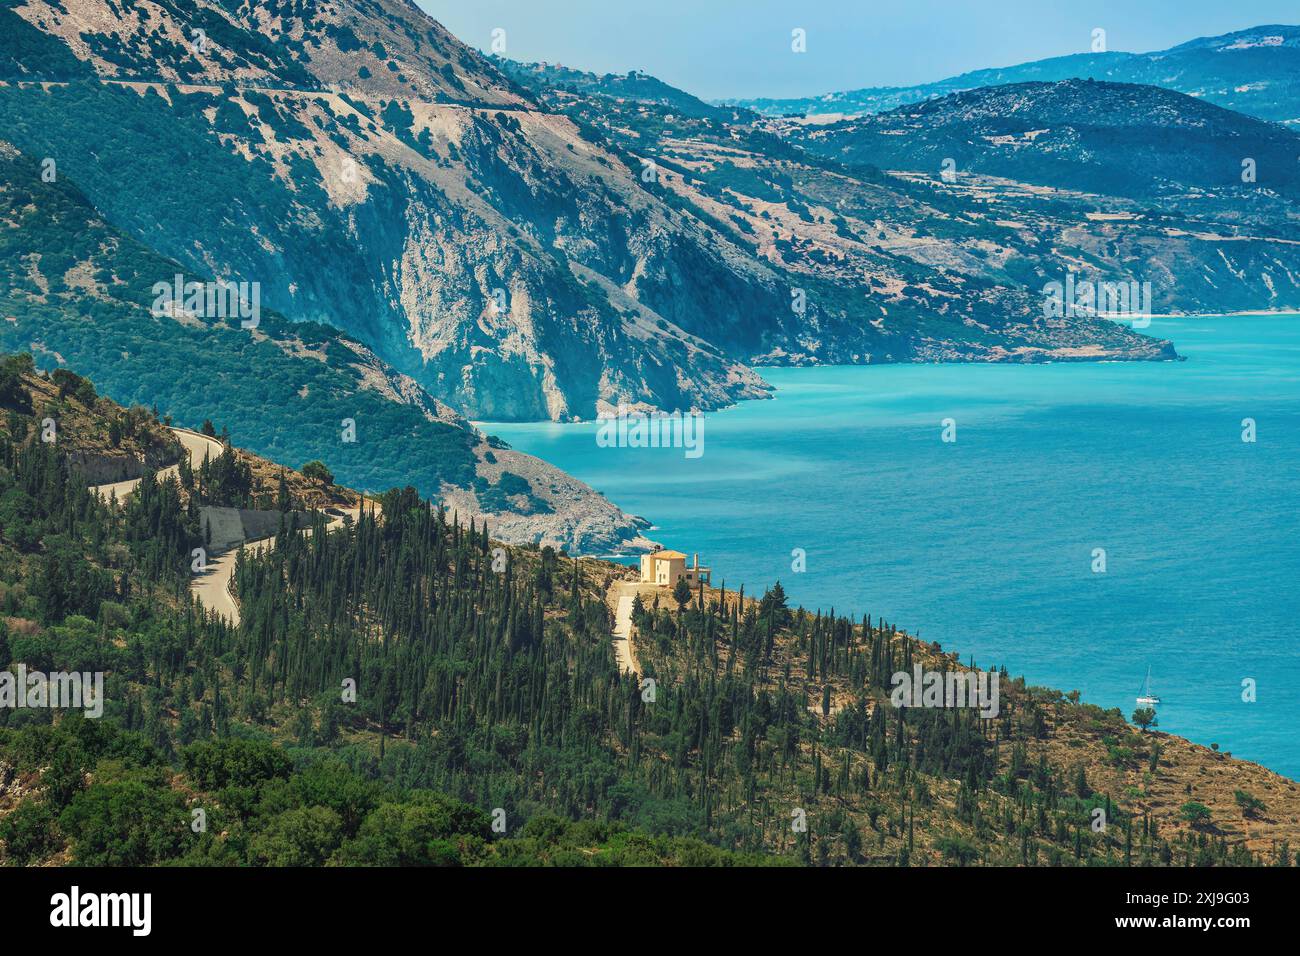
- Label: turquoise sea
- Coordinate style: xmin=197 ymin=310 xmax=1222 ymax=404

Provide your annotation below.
xmin=483 ymin=315 xmax=1300 ymax=779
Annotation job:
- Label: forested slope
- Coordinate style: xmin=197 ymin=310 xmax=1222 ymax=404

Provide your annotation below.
xmin=0 ymin=359 xmax=1296 ymax=867
xmin=0 ymin=142 xmax=650 ymax=552
xmin=0 ymin=358 xmax=768 ymax=866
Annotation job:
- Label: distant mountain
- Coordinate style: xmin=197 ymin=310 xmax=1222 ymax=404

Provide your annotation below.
xmin=0 ymin=0 xmax=1175 ymax=435
xmin=497 ymin=58 xmax=1183 ymax=361
xmin=796 ymin=79 xmax=1300 ymax=201
xmin=728 ymin=24 xmax=1300 ymax=125
xmin=515 ymin=58 xmax=1300 ymax=325
xmin=0 ymin=141 xmax=650 ymax=552
xmin=491 ymin=58 xmax=743 ymax=121
xmin=0 ymin=0 xmax=775 ymax=421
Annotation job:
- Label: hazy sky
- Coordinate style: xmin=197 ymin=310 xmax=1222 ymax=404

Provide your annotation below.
xmin=418 ymin=0 xmax=1299 ymax=101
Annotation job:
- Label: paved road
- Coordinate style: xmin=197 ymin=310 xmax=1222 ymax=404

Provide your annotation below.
xmin=191 ymin=537 xmax=272 ymax=627
xmin=608 ymin=581 xmax=642 ymax=676
xmin=1 ymin=78 xmax=534 ymax=112
xmin=90 ymin=428 xmax=222 ymax=503
xmin=88 ymin=427 xmax=372 ymax=625
xmin=194 ymin=505 xmax=368 ymax=626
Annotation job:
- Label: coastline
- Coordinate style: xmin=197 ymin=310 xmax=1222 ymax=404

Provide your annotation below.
xmin=483 ymin=315 xmax=1300 ymax=780
xmin=473 ymin=310 xmax=1270 ymax=552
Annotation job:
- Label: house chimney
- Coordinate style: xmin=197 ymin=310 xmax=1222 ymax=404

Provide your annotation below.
xmin=693 ymin=552 xmax=699 ymax=569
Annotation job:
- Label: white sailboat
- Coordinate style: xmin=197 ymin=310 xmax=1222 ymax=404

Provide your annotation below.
xmin=1136 ymin=666 xmax=1161 ymax=707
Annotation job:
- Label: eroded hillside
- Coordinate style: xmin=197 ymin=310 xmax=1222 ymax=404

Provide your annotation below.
xmin=2 ymin=0 xmax=1177 ymax=425
xmin=0 ymin=142 xmax=650 ymax=552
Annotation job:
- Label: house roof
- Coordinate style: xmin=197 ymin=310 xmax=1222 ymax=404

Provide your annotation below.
xmin=650 ymin=550 xmax=687 ymax=560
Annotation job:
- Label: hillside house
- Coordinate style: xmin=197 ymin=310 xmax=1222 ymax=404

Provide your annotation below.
xmin=639 ymin=549 xmax=710 ymax=588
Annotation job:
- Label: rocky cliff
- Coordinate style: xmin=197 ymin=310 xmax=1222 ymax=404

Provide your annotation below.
xmin=0 ymin=140 xmax=649 ymax=552
xmin=2 ymin=0 xmax=1175 ymax=426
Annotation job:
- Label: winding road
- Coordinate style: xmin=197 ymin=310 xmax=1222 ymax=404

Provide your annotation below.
xmin=189 ymin=537 xmax=273 ymax=626
xmin=90 ymin=427 xmax=223 ymax=503
xmin=190 ymin=506 xmax=364 ymax=626
xmin=89 ymin=427 xmax=367 ymax=626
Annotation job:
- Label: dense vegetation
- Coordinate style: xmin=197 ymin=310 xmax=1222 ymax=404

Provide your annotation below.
xmin=0 ymin=720 xmax=774 ymax=867
xmin=0 ymin=141 xmax=523 ymax=503
xmin=0 ymin=369 xmax=770 ymax=866
xmin=0 ymin=363 xmax=1287 ymax=866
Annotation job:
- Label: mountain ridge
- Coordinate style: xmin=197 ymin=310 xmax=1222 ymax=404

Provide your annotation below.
xmin=507 ymin=55 xmax=1300 ymax=324
xmin=796 ymin=78 xmax=1300 ymax=200
xmin=726 ymin=23 xmax=1300 ymax=125
xmin=1 ymin=0 xmax=1178 ymax=430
